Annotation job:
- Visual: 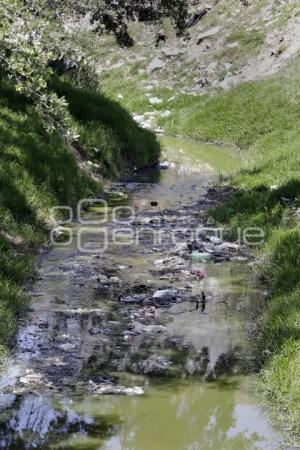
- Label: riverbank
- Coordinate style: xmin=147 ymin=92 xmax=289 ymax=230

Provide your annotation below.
xmin=0 ymin=78 xmax=160 ymax=356
xmin=155 ymin=78 xmax=300 ymax=441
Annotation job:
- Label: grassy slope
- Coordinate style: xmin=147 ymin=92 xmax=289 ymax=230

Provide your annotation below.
xmin=156 ymin=75 xmax=300 ymax=439
xmin=0 ymin=79 xmax=160 ymax=355
xmin=52 ymin=77 xmax=160 ymax=175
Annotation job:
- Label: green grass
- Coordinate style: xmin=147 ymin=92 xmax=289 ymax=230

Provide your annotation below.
xmin=158 ymin=78 xmax=300 ymax=147
xmin=0 ymin=78 xmax=160 ymax=353
xmin=261 ymin=339 xmax=300 ymax=438
xmin=225 ymin=28 xmax=265 ymax=52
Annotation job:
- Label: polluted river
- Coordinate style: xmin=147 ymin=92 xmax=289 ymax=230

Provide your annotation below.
xmin=0 ymin=136 xmax=281 ymax=449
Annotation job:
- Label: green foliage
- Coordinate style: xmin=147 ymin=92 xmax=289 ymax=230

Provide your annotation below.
xmin=0 ymin=0 xmax=78 ymax=136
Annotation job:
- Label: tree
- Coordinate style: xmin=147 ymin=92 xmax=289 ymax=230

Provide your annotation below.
xmin=91 ymin=0 xmax=188 ymax=47
xmin=0 ymin=0 xmax=75 ymax=135
xmin=0 ymin=0 xmax=189 ymax=136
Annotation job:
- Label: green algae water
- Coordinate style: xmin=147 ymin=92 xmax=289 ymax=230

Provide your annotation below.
xmin=51 ymin=377 xmax=279 ymax=450
xmin=0 ymin=137 xmax=282 ymax=449
xmin=159 ymin=135 xmax=242 ymax=175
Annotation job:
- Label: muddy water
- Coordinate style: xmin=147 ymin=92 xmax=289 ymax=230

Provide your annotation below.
xmin=0 ymin=137 xmax=281 ymax=449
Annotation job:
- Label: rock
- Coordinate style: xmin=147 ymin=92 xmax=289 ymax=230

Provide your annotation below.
xmin=59 ymin=343 xmax=77 ymax=352
xmin=134 ymin=322 xmax=166 ymax=334
xmin=95 ymin=274 xmax=108 ymax=284
xmin=187 ymin=240 xmax=204 ymax=252
xmin=144 ymin=111 xmax=156 ymax=117
xmin=214 ymin=243 xmax=240 ymax=253
xmin=154 ymin=256 xmax=186 ymax=271
xmin=149 ymin=97 xmax=163 ymax=105
xmin=119 ymin=294 xmax=147 ymax=304
xmin=210 ymin=236 xmax=222 ymax=245
xmin=133 ymin=114 xmax=145 ymax=124
xmin=147 ymin=57 xmax=166 ymax=74
xmin=37 ymin=321 xmax=49 ymax=329
xmin=186 ymin=5 xmax=211 ymax=28
xmin=161 ymin=47 xmax=183 ymax=58
xmin=154 ymin=127 xmax=165 ymax=134
xmin=89 ymin=327 xmax=104 ymax=336
xmin=110 ymin=276 xmax=121 ymax=284
xmin=158 ymin=161 xmax=169 ymax=169
xmin=169 ymin=242 xmax=189 ymax=256
xmin=197 ymin=26 xmax=221 ymax=45
xmin=89 ymin=381 xmax=144 ymax=396
xmin=227 ymin=41 xmax=239 ymax=48
xmin=160 ymin=110 xmax=172 ymax=118
xmin=151 ymin=201 xmax=159 ymax=207
xmin=142 ymin=306 xmax=156 ymax=317
xmin=153 ymin=289 xmax=177 ymax=302
xmin=206 ymin=61 xmax=218 ymax=73
xmin=141 ymin=355 xmax=170 ymax=376
xmin=19 ymin=372 xmax=43 ymax=386
xmin=111 ymin=61 xmax=124 ymax=69
xmin=294 ymin=208 xmax=300 ymax=220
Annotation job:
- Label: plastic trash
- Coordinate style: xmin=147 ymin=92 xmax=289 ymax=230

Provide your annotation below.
xmin=191 ymin=252 xmax=212 ymax=262
xmin=152 ymin=289 xmax=177 ymax=301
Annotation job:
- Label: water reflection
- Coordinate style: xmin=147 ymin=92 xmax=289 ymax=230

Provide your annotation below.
xmin=51 ymin=378 xmax=280 ymax=450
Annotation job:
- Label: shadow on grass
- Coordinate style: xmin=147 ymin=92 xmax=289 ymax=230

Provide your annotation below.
xmin=212 ymin=178 xmax=300 ymax=228
xmin=51 ymin=76 xmax=161 ymax=173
